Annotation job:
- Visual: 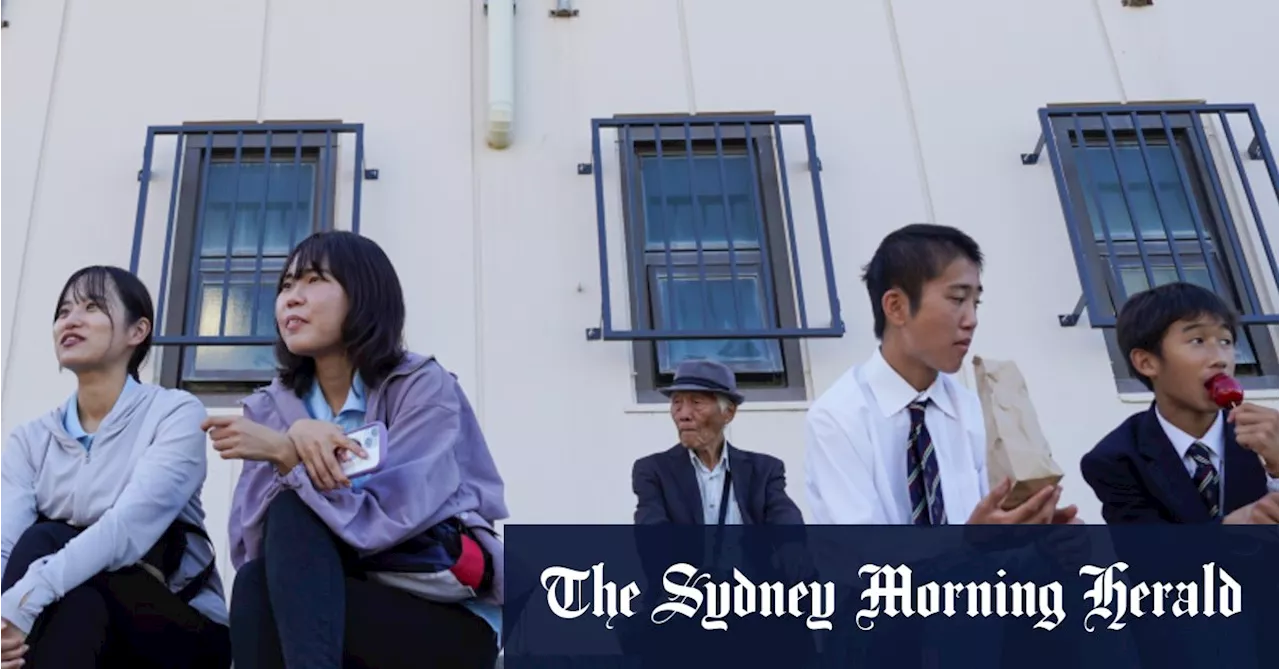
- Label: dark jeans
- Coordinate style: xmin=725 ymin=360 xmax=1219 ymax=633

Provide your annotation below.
xmin=230 ymin=489 xmax=499 ymax=669
xmin=0 ymin=521 xmax=231 ymax=669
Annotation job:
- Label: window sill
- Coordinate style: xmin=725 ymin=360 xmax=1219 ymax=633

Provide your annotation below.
xmin=203 ymin=404 xmax=248 ymax=416
xmin=623 ymin=400 xmax=812 ymax=414
xmin=1119 ymin=387 xmax=1280 ymax=405
xmin=188 ymin=392 xmax=254 ymax=409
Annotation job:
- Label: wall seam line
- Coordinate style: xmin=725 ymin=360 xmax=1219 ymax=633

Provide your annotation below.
xmin=3 ymin=0 xmax=73 ymax=399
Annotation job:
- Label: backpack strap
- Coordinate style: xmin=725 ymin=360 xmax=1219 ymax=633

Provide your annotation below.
xmin=170 ymin=520 xmax=217 ymax=604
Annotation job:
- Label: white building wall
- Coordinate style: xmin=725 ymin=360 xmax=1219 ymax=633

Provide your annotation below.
xmin=3 ymin=0 xmax=1277 ymax=580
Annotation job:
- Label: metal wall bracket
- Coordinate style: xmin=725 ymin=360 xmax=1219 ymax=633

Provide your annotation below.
xmin=585 ymin=327 xmax=602 ymax=341
xmin=1248 ymin=137 xmax=1263 ymax=160
xmin=364 ymin=168 xmax=380 ymax=180
xmin=1021 ymin=134 xmax=1046 ymax=165
xmin=550 ymin=0 xmax=578 ymax=17
xmin=1059 ymin=294 xmax=1086 ymax=327
xmin=137 ymin=169 xmax=147 ymax=182
xmin=577 ymin=162 xmax=593 ymax=175
xmin=482 ymin=2 xmax=514 ymax=15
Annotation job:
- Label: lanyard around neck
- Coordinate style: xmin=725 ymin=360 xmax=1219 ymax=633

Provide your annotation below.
xmin=717 ymin=469 xmax=733 ymax=526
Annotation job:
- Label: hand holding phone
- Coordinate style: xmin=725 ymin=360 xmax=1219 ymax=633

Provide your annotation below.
xmin=341 ymin=422 xmax=386 ymax=479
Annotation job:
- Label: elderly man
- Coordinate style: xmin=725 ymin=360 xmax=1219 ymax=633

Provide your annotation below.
xmin=631 ymin=360 xmax=804 ymax=525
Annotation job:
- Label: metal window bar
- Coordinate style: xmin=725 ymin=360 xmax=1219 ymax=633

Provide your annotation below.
xmin=128 ymin=122 xmax=367 ymax=348
xmin=1027 ymin=103 xmax=1278 ymax=328
xmin=586 ymin=114 xmax=844 ymax=341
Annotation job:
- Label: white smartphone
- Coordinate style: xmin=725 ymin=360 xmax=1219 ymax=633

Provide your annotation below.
xmin=340 ymin=421 xmax=386 ymax=478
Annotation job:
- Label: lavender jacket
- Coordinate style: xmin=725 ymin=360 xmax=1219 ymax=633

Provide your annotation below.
xmin=227 ymin=353 xmax=509 ymax=606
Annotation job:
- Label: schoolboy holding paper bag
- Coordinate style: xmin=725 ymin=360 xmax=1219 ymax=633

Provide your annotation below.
xmin=972 ymin=356 xmax=1069 ymax=512
xmin=806 ymin=224 xmax=1078 ymax=526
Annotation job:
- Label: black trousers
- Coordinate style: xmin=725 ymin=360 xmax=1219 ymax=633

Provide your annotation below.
xmin=230 ymin=490 xmax=499 ymax=669
xmin=0 ymin=521 xmax=231 ymax=669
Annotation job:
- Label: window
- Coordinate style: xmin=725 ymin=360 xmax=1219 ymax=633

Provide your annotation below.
xmin=1037 ymin=105 xmax=1278 ymax=391
xmin=126 ymin=124 xmax=364 ymax=394
xmin=593 ymin=115 xmax=842 ymax=402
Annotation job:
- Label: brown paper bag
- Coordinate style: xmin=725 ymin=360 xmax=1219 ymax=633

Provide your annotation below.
xmin=972 ymin=356 xmax=1063 ymax=510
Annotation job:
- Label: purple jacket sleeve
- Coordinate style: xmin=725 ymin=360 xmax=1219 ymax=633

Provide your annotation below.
xmin=226 ymin=403 xmax=291 ymax=570
xmin=287 ymin=369 xmax=468 ymax=556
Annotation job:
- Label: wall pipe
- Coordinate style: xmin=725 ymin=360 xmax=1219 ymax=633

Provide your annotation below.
xmin=487 ymin=0 xmax=515 ymax=149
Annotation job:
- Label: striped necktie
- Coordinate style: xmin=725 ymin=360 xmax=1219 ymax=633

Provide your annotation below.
xmin=1187 ymin=442 xmax=1220 ymax=518
xmin=907 ymin=399 xmax=947 ymax=525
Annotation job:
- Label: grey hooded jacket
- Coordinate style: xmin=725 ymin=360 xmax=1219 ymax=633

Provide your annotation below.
xmin=0 ymin=383 xmax=227 ymax=633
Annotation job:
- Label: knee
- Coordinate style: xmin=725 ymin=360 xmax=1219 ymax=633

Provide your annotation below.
xmin=12 ymin=522 xmax=80 ymax=557
xmin=3 ymin=523 xmax=82 ymax=588
xmin=265 ymin=489 xmax=308 ymax=525
xmin=264 ymin=490 xmax=333 ymax=550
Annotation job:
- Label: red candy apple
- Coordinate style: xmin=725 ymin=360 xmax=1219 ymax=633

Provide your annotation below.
xmin=1205 ymin=373 xmax=1244 ymax=409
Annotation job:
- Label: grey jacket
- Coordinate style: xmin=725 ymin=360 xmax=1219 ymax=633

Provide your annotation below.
xmin=0 ymin=383 xmax=227 ymax=632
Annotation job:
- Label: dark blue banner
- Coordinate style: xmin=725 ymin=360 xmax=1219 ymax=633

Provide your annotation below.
xmin=501 ymin=525 xmax=1277 ymax=669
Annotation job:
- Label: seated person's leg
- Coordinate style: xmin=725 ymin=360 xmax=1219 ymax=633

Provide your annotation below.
xmin=230 ymin=558 xmax=284 ymax=669
xmin=24 ymin=583 xmax=113 ymax=668
xmin=85 ymin=568 xmax=231 ymax=669
xmin=2 ymin=522 xmax=83 ymax=590
xmin=343 ymin=576 xmax=499 ymax=669
xmin=261 ymin=489 xmax=349 ymax=668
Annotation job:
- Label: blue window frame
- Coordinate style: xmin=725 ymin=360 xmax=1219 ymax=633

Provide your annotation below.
xmin=128 ymin=123 xmax=367 ymax=392
xmin=1029 ymin=103 xmax=1278 ymax=389
xmin=589 ymin=115 xmax=843 ymax=402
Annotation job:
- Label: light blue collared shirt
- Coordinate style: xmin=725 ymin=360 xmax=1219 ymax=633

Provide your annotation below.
xmin=302 ymin=373 xmax=502 ymax=645
xmin=63 ymin=376 xmax=140 ymax=450
xmin=689 ymin=445 xmax=743 ymax=526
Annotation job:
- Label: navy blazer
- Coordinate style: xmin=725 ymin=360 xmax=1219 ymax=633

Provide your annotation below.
xmin=631 ymin=444 xmax=804 ymax=525
xmin=1081 ymin=404 xmax=1268 ymax=523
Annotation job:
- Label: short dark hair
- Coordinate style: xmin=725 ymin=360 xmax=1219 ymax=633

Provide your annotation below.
xmin=54 ymin=266 xmax=155 ymax=381
xmin=275 ymin=231 xmax=407 ymax=395
xmin=1116 ymin=282 xmax=1239 ymax=391
xmin=861 ymin=224 xmax=984 ymax=338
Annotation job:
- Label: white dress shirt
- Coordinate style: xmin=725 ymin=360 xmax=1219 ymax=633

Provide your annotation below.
xmin=691 ymin=446 xmax=743 ymax=526
xmin=1155 ymin=407 xmax=1280 ymax=497
xmin=805 ymin=348 xmax=989 ymax=525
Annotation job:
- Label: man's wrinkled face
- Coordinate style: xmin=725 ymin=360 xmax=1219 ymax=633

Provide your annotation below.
xmin=670 ymin=391 xmax=735 ymax=451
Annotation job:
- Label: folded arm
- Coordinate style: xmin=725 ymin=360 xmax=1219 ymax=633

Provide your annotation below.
xmin=281 ymin=370 xmax=475 ymax=555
